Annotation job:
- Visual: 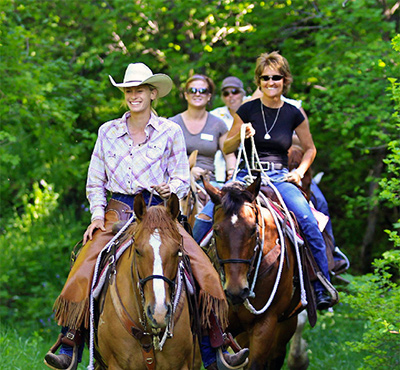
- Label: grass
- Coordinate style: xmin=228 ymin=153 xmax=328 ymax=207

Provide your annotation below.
xmin=287 ymin=302 xmax=368 ymax=369
xmin=1 ymin=302 xmax=368 ymax=370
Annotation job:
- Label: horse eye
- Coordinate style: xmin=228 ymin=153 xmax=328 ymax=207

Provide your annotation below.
xmin=135 ymin=248 xmax=141 ymax=256
xmin=251 ymin=226 xmax=257 ymax=237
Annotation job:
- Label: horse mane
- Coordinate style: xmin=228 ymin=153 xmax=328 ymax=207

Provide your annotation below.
xmin=220 ymin=182 xmax=255 ymax=216
xmin=127 ymin=205 xmax=181 ymax=243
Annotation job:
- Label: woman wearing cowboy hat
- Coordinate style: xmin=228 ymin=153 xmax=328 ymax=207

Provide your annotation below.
xmin=45 ymin=63 xmax=248 ymax=370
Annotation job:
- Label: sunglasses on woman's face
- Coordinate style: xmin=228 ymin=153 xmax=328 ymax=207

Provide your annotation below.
xmin=260 ymin=75 xmax=284 ymax=82
xmin=187 ymin=87 xmax=209 ymax=95
xmin=222 ymin=88 xmax=241 ymax=97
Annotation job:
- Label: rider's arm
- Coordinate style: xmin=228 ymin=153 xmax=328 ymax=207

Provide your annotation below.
xmin=223 ymin=113 xmax=255 ymax=155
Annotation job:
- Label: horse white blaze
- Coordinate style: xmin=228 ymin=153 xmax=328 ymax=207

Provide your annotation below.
xmin=231 ymin=214 xmax=238 ymax=225
xmin=149 ymin=230 xmax=167 ymax=318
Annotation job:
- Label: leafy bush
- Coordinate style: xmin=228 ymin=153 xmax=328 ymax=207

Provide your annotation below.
xmin=0 ymin=180 xmax=84 ymax=329
xmin=339 ymin=34 xmax=400 ymax=369
xmin=343 ymin=250 xmax=400 ymax=369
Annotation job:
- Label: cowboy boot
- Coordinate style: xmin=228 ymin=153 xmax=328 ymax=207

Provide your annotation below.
xmin=44 ymin=329 xmax=82 ymax=370
xmin=206 ymin=348 xmax=250 ymax=369
xmin=44 ymin=353 xmax=72 ymax=370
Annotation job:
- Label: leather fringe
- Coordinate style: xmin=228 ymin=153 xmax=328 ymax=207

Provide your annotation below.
xmin=53 ymin=296 xmax=90 ymax=330
xmin=199 ymin=290 xmax=229 ymax=330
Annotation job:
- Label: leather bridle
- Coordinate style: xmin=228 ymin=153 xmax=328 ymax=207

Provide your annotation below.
xmin=213 ymin=202 xmax=263 ymax=280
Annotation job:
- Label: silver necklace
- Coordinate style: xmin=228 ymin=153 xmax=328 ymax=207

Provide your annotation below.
xmin=261 ymin=100 xmax=281 ymax=140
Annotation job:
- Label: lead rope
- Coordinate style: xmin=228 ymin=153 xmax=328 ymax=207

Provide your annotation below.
xmin=235 ymin=125 xmax=307 ymax=315
xmin=250 ymin=136 xmax=307 ymax=307
xmin=247 ymin=205 xmax=265 ymax=298
xmin=234 ymin=126 xmax=286 ymax=314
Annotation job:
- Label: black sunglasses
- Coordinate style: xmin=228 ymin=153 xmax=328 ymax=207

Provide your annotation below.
xmin=187 ymin=87 xmax=209 ymax=95
xmin=222 ymin=88 xmax=241 ymax=97
xmin=260 ymin=75 xmax=284 ymax=82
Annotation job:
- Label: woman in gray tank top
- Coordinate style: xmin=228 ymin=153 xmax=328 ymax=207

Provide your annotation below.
xmin=169 ymin=74 xmax=236 ymax=186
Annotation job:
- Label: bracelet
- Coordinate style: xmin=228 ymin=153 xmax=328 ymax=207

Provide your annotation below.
xmin=294 ymin=169 xmax=304 ymax=179
xmin=227 ymin=168 xmax=235 ymax=172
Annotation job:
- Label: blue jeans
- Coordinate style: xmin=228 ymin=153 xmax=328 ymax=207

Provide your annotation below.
xmin=193 ymin=169 xmax=330 ymax=291
xmin=111 ymin=190 xmax=164 ymax=208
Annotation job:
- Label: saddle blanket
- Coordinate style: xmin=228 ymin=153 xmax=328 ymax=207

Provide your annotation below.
xmin=267 ymin=200 xmax=304 ymax=246
xmin=92 ymin=237 xmax=133 ymax=299
xmin=91 ymin=233 xmax=196 ymax=300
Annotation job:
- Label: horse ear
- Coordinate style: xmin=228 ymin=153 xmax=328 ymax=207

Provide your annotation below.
xmin=167 ymin=193 xmax=180 ymax=220
xmin=133 ymin=193 xmax=147 ymax=221
xmin=246 ymin=173 xmax=261 ymax=201
xmin=188 ymin=150 xmax=198 ymax=170
xmin=201 ymin=175 xmax=222 ymax=205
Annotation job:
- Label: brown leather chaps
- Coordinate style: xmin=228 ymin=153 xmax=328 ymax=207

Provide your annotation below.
xmin=53 ymin=199 xmax=227 ymax=331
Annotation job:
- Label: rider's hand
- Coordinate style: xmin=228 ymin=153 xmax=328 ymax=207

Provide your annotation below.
xmin=243 ymin=123 xmax=256 ymax=139
xmin=191 ymin=166 xmax=205 ymax=181
xmin=226 ymin=168 xmax=235 ymax=181
xmin=286 ymin=170 xmax=302 ymax=185
xmin=83 ymin=218 xmax=106 ymax=245
xmin=152 ymin=182 xmax=171 ymax=199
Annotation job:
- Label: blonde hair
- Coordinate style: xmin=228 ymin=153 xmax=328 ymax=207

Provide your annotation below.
xmin=254 ymin=51 xmax=293 ymax=95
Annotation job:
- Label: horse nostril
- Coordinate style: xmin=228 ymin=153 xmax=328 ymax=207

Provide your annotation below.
xmin=225 ymin=288 xmax=249 ymax=305
xmin=146 ymin=305 xmax=154 ymax=319
xmin=240 ymin=287 xmax=250 ymax=300
xmin=166 ymin=304 xmax=172 ymax=317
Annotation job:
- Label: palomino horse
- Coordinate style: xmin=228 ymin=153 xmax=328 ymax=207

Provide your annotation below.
xmin=203 ymin=175 xmax=305 ymax=369
xmin=96 ymin=194 xmax=199 ymax=370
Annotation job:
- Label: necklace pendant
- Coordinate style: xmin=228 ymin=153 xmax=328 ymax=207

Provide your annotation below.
xmin=264 ymin=133 xmax=271 ymax=140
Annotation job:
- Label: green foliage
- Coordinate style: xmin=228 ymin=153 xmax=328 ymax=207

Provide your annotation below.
xmin=339 ymin=34 xmax=400 ymax=369
xmin=0 ymin=180 xmax=83 ymax=327
xmin=343 ymin=250 xmax=400 ymax=369
xmin=1 ymin=0 xmax=399 ymax=336
xmin=0 ymin=327 xmax=89 ymax=369
xmin=379 ymin=34 xmax=400 ymax=208
xmin=1 ymin=0 xmax=399 ymax=270
xmin=296 ymin=303 xmax=367 ymax=369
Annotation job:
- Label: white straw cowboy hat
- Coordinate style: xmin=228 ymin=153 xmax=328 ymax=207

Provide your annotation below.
xmin=109 ymin=63 xmax=173 ymax=97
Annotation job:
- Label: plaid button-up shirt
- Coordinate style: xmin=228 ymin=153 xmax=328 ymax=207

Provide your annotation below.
xmin=87 ymin=111 xmax=190 ymax=221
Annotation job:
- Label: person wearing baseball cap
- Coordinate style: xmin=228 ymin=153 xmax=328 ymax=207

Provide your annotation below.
xmin=211 ymin=76 xmax=248 ymax=183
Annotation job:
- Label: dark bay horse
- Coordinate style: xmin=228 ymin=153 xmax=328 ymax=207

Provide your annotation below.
xmin=96 ymin=194 xmax=199 ymax=369
xmin=203 ymin=176 xmax=304 ymax=369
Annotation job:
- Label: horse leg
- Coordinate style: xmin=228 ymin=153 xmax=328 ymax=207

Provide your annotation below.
xmin=246 ymin=319 xmax=277 ymax=370
xmin=266 ymin=316 xmax=299 ymax=370
xmin=287 ymin=311 xmax=309 ymax=370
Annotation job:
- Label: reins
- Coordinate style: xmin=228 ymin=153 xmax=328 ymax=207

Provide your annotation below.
xmin=230 ymin=125 xmax=307 ymax=312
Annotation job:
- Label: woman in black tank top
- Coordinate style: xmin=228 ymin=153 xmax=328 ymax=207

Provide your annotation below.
xmin=222 ymin=51 xmax=335 ymax=311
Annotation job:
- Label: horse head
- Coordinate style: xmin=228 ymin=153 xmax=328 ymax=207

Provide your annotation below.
xmin=203 ymin=175 xmax=263 ymax=305
xmin=132 ymin=193 xmax=182 ymax=332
